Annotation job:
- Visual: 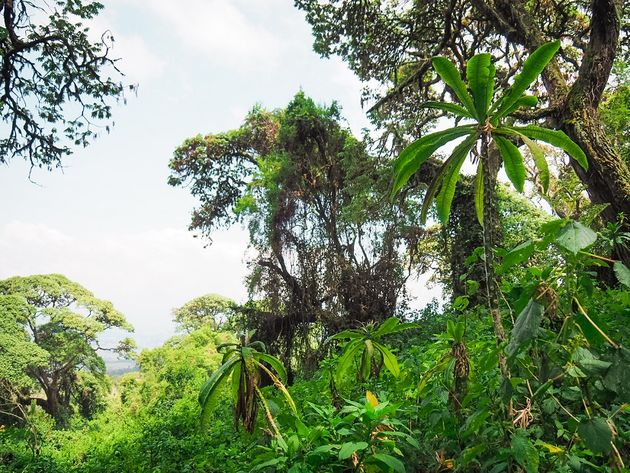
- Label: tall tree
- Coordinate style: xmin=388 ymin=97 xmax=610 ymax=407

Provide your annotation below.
xmin=169 ymin=93 xmax=419 ymax=375
xmin=296 ymin=0 xmax=630 ymax=252
xmin=0 ymin=0 xmax=131 ymax=169
xmin=172 ymin=294 xmax=235 ymax=333
xmin=0 ymin=274 xmax=135 ymax=426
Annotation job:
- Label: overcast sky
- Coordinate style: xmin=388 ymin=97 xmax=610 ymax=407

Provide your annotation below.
xmin=0 ymin=0 xmax=440 ymax=349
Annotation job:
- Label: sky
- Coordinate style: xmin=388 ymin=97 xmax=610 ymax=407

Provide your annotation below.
xmin=0 ymin=0 xmax=440 ymax=350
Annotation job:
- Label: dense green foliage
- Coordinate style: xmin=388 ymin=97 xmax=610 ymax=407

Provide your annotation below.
xmin=0 ymin=274 xmax=134 ymax=428
xmin=2 ymin=228 xmax=628 ymax=471
xmin=3 ymin=3 xmax=630 ymax=473
xmin=173 ymin=294 xmax=235 ymax=333
xmin=168 ymin=93 xmax=422 ymax=376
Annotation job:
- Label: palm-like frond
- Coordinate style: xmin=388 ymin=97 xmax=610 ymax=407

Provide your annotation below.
xmin=507 ymin=125 xmax=588 ymax=169
xmin=432 ymin=57 xmax=477 ymax=118
xmin=494 ymin=135 xmax=526 ymax=192
xmin=392 ymin=125 xmax=476 ymax=196
xmin=199 ymin=355 xmax=240 ymax=427
xmin=392 ymin=41 xmax=587 ymax=227
xmin=198 ymin=336 xmax=291 ymax=434
xmin=466 ymin=53 xmax=495 ymax=120
xmin=333 ymin=317 xmax=416 ymax=383
xmin=492 ymin=41 xmax=560 ymax=120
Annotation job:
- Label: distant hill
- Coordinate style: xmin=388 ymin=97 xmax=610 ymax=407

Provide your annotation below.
xmin=105 ymin=359 xmax=138 ymax=377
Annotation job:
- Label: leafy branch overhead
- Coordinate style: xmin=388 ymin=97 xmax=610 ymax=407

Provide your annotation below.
xmin=392 ymin=41 xmax=588 ymax=226
xmin=0 ymin=0 xmax=132 ymax=169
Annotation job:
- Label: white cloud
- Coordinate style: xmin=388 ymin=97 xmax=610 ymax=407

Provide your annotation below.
xmin=120 ymin=0 xmax=283 ymax=70
xmin=0 ymin=222 xmax=249 ymax=347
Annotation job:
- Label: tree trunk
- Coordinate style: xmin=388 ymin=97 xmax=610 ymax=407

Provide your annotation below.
xmin=482 ymin=138 xmax=510 ymax=381
xmin=558 ymin=0 xmax=630 ymax=266
xmin=43 ymin=385 xmax=62 ymax=425
xmin=485 ymin=0 xmax=630 ymax=265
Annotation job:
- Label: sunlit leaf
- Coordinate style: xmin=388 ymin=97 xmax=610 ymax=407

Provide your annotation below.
xmin=613 ymin=261 xmax=630 ymax=288
xmin=494 ymin=135 xmax=525 ymax=192
xmin=432 ymin=56 xmax=477 ymax=118
xmin=467 ymin=53 xmax=495 ymax=119
xmin=555 ymin=220 xmax=597 ymax=254
xmin=493 ymin=40 xmax=560 ymax=119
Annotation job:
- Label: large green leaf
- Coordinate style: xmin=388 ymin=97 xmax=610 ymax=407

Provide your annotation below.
xmin=335 ymin=340 xmax=362 ymax=384
xmin=474 ymin=160 xmax=484 ymax=226
xmin=432 ymin=56 xmax=477 ymax=118
xmin=380 ymin=321 xmax=420 ymax=335
xmin=498 ymin=95 xmax=538 ymax=119
xmin=499 ymin=127 xmax=550 ymax=193
xmin=420 ymin=141 xmax=464 ymax=223
xmin=199 ymin=355 xmax=240 ymax=427
xmin=494 ymin=135 xmax=525 ymax=192
xmin=511 ymin=430 xmax=540 ymax=473
xmin=578 ymin=417 xmax=612 ymax=454
xmin=555 ymin=220 xmax=597 ymax=254
xmin=493 ymin=40 xmax=560 ymax=119
xmin=329 ymin=329 xmax=363 ymax=341
xmin=372 ymin=317 xmax=400 ymax=337
xmin=466 ymin=53 xmax=495 ymax=119
xmin=338 ymin=442 xmax=369 ymax=460
xmin=434 ymin=133 xmax=477 ymax=223
xmin=613 ymin=261 xmax=630 ymax=288
xmin=510 ymin=125 xmax=588 ymax=170
xmin=421 ymin=101 xmax=474 ymax=118
xmin=500 ymin=240 xmax=534 ymax=273
xmin=374 ymin=342 xmax=400 ymax=378
xmin=361 ymin=340 xmax=374 ymax=380
xmin=255 ymin=352 xmax=288 ymax=384
xmin=521 ymin=134 xmax=549 ymax=193
xmin=507 ymin=299 xmax=544 ymax=358
xmin=369 ymin=453 xmax=406 ymax=473
xmin=572 ymin=347 xmax=611 ymax=374
xmin=604 ymin=348 xmax=630 ymax=402
xmin=392 ymin=126 xmax=475 ymax=195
